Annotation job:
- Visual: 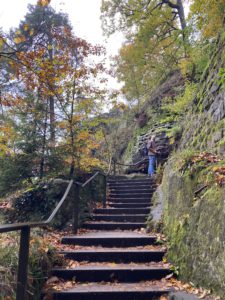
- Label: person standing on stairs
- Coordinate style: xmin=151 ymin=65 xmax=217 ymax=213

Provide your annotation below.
xmin=147 ymin=135 xmax=157 ymax=177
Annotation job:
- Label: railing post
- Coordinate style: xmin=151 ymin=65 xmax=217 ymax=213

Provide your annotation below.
xmin=113 ymin=160 xmax=116 ymax=176
xmin=73 ymin=183 xmax=80 ymax=234
xmin=16 ymin=226 xmax=30 ymax=300
xmin=102 ymin=175 xmax=107 ymax=208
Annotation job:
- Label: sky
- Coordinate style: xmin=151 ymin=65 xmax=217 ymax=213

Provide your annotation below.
xmin=0 ymin=0 xmax=124 ymax=89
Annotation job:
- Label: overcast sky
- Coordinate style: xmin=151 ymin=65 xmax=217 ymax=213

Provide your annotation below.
xmin=0 ymin=0 xmax=124 ymax=89
xmin=0 ymin=0 xmax=124 ymax=54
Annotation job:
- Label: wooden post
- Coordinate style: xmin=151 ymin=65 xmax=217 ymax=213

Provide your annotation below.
xmin=16 ymin=226 xmax=30 ymax=300
xmin=102 ymin=175 xmax=106 ymax=208
xmin=113 ymin=160 xmax=116 ymax=176
xmin=73 ymin=183 xmax=80 ymax=234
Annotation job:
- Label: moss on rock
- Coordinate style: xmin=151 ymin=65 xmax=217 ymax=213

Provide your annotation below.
xmin=149 ymin=153 xmax=225 ymax=297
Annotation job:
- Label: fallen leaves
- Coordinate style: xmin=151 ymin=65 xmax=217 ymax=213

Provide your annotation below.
xmin=185 ymin=152 xmax=225 ymax=187
xmin=213 ymin=166 xmax=225 ymax=186
xmin=191 ymin=152 xmax=221 ymax=164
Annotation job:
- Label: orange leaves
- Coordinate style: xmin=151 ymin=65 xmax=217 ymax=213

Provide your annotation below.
xmin=14 ymin=35 xmax=26 ymax=44
xmin=38 ymin=0 xmax=51 ymax=7
xmin=191 ymin=152 xmax=221 ymax=164
xmin=213 ymin=166 xmax=225 ymax=186
xmin=190 ymin=152 xmax=225 ymax=187
xmin=0 ymin=124 xmax=16 ymax=156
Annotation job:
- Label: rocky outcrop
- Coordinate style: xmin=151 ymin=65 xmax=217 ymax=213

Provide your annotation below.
xmin=180 ymin=35 xmax=225 ymax=156
xmin=148 ymin=32 xmax=225 ymax=297
xmin=124 ymin=122 xmax=175 ymax=173
xmin=149 ymin=158 xmax=225 ymax=297
xmin=141 ymin=70 xmax=184 ymax=110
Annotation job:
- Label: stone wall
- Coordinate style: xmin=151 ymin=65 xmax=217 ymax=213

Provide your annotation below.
xmin=148 ymin=32 xmax=225 ymax=297
xmin=149 ymin=158 xmax=225 ymax=297
xmin=180 ymin=34 xmax=225 ymax=156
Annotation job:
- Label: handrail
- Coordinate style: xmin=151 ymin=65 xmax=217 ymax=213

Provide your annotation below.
xmin=113 ymin=157 xmax=148 ymax=168
xmin=75 ymin=171 xmax=100 ymax=188
xmin=106 ymin=155 xmax=113 ymax=175
xmin=0 ymin=180 xmax=73 ymax=234
xmin=0 ymin=164 xmax=110 ymax=300
xmin=0 ymin=179 xmax=74 ymax=300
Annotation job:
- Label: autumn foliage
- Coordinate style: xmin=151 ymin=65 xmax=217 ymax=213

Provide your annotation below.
xmin=0 ymin=2 xmax=107 ymax=188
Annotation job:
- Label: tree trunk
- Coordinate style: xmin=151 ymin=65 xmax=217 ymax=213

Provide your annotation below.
xmin=69 ymin=123 xmax=76 ymax=177
xmin=48 ymin=41 xmax=55 ymax=146
xmin=39 ymin=102 xmax=48 ymax=179
xmin=177 ymin=0 xmax=186 ymax=31
xmin=49 ymin=95 xmax=55 ymax=144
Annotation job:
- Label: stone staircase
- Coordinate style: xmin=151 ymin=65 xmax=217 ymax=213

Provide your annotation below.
xmin=45 ymin=177 xmax=173 ymax=299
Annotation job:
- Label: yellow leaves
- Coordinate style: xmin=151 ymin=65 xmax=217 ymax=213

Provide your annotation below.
xmin=77 ymin=130 xmax=89 ymax=141
xmin=29 ymin=29 xmax=34 ymax=36
xmin=0 ymin=36 xmax=6 ymax=49
xmin=58 ymin=121 xmax=67 ymax=129
xmin=0 ymin=124 xmax=16 ymax=156
xmin=38 ymin=0 xmax=51 ymax=7
xmin=14 ymin=35 xmax=26 ymax=44
xmin=23 ymin=24 xmax=29 ymax=31
xmin=14 ymin=29 xmax=27 ymax=44
xmin=190 ymin=0 xmax=225 ymax=38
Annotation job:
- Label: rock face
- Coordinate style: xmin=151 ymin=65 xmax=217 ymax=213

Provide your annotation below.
xmin=151 ymin=159 xmax=225 ymax=297
xmin=125 ymin=123 xmax=174 ymax=173
xmin=148 ymin=32 xmax=225 ymax=297
xmin=180 ymin=35 xmax=225 ymax=156
xmin=141 ymin=70 xmax=184 ymax=110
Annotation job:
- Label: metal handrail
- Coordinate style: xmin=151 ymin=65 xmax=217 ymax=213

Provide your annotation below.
xmin=113 ymin=157 xmax=148 ymax=167
xmin=0 ymin=180 xmax=73 ymax=234
xmin=0 ymin=179 xmax=73 ymax=300
xmin=0 ymin=157 xmax=113 ymax=300
xmin=0 ymin=170 xmax=108 ymax=300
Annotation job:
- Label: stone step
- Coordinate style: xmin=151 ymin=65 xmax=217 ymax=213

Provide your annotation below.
xmin=60 ymin=249 xmax=165 ymax=262
xmin=94 ymin=208 xmax=150 ymax=214
xmin=108 ymin=179 xmax=153 ymax=184
xmin=83 ymin=222 xmax=146 ymax=230
xmin=92 ymin=214 xmax=147 ymax=222
xmin=52 ymin=265 xmax=171 ymax=282
xmin=109 ymin=188 xmax=155 ymax=195
xmin=50 ymin=283 xmax=171 ymax=300
xmin=109 ymin=198 xmax=150 ymax=203
xmin=108 ymin=203 xmax=151 ymax=208
xmin=108 ymin=184 xmax=156 ymax=189
xmin=61 ymin=233 xmax=156 ymax=247
xmin=109 ymin=184 xmax=155 ymax=188
xmin=109 ymin=193 xmax=152 ymax=198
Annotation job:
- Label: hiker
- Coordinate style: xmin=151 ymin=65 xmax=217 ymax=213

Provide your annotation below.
xmin=147 ymin=135 xmax=157 ymax=177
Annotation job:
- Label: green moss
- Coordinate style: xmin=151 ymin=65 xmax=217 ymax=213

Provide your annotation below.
xmin=157 ymin=155 xmax=225 ymax=296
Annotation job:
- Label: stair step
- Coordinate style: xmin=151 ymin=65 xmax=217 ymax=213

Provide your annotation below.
xmin=108 ymin=203 xmax=151 ymax=208
xmin=61 ymin=249 xmax=165 ymax=262
xmin=109 ymin=194 xmax=152 ymax=198
xmin=62 ymin=233 xmax=156 ymax=247
xmin=83 ymin=222 xmax=146 ymax=230
xmin=110 ymin=191 xmax=153 ymax=198
xmin=108 ymin=182 xmax=156 ymax=185
xmin=108 ymin=185 xmax=156 ymax=190
xmin=52 ymin=266 xmax=171 ymax=282
xmin=108 ymin=179 xmax=154 ymax=184
xmin=109 ymin=188 xmax=155 ymax=192
xmin=94 ymin=208 xmax=150 ymax=214
xmin=50 ymin=283 xmax=171 ymax=300
xmin=92 ymin=214 xmax=147 ymax=222
xmin=109 ymin=198 xmax=150 ymax=203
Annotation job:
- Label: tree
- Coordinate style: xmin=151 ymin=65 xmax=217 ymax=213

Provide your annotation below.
xmin=101 ymin=0 xmax=187 ymax=41
xmin=189 ymin=0 xmax=225 ymax=39
xmin=0 ymin=1 xmax=108 ymax=182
